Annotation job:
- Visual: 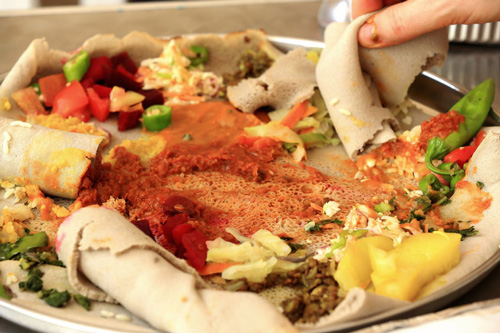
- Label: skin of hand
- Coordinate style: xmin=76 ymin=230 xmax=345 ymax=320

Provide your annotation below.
xmin=352 ymin=0 xmax=500 ymax=48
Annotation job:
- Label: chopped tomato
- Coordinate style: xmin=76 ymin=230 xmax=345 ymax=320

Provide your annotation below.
xmin=181 ymin=229 xmax=208 ymax=270
xmin=86 ymin=87 xmax=110 ymax=122
xmin=472 ymin=129 xmax=486 ymax=147
xmin=92 ymin=84 xmax=112 ymax=98
xmin=11 ymin=87 xmax=47 ymax=115
xmin=443 ymin=145 xmax=478 ymax=167
xmin=52 ymin=81 xmax=90 ymax=121
xmin=172 ymin=223 xmax=194 ymax=246
xmin=162 ymin=213 xmax=189 ymax=242
xmin=39 ymin=73 xmax=67 ymax=107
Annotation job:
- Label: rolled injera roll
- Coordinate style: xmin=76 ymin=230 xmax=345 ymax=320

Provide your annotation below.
xmin=0 ymin=116 xmax=104 ymax=199
xmin=56 ymin=206 xmax=297 ymax=333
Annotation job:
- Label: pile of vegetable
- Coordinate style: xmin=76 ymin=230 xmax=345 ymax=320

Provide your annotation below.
xmin=11 ymin=44 xmax=213 ymax=132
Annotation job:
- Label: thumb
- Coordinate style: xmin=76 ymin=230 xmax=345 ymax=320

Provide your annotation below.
xmin=357 ymin=1 xmax=454 ymax=48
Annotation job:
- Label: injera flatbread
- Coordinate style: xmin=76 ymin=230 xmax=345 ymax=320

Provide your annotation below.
xmin=316 ymin=14 xmax=448 ymax=160
xmin=0 ymin=116 xmax=104 ymax=199
xmin=56 ymin=206 xmax=297 ymax=333
xmin=227 ymin=48 xmax=316 ymax=113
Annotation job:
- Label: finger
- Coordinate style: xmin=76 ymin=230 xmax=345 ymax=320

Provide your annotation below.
xmin=351 ymin=0 xmax=384 ymax=19
xmin=357 ymin=0 xmax=454 ymax=48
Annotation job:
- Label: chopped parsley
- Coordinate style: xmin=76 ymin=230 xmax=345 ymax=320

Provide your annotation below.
xmin=182 ymin=134 xmax=193 ymax=141
xmin=39 ymin=289 xmax=70 ymax=308
xmin=19 ymin=268 xmax=43 ymax=292
xmin=73 ymin=294 xmax=91 ymax=311
xmin=476 ymin=181 xmax=485 ymax=189
xmin=399 ymin=209 xmax=426 ymax=224
xmin=428 ymin=226 xmax=478 ymax=241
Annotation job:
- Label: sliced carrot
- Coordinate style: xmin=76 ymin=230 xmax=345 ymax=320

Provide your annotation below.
xmin=304 ymin=104 xmax=318 ymax=117
xmin=280 ymin=100 xmax=309 ymax=129
xmin=197 ymin=262 xmax=239 ymax=276
xmin=299 ymin=127 xmax=315 ymax=135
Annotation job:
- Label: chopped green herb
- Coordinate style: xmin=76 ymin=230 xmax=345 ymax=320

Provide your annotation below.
xmin=428 ymin=226 xmax=478 ymax=240
xmin=389 ymin=196 xmax=396 ymax=206
xmin=374 ymin=202 xmax=394 ymax=213
xmin=39 ymin=289 xmax=70 ymax=308
xmin=182 ymin=134 xmax=193 ymax=141
xmin=329 ymin=229 xmax=368 ymax=253
xmin=436 ymin=196 xmax=451 ymax=206
xmin=19 ymin=268 xmax=44 ymax=292
xmin=476 ymin=181 xmax=485 ymax=189
xmin=415 ymin=196 xmax=432 ymax=213
xmin=399 ymin=209 xmax=425 ymax=224
xmin=228 ymin=109 xmax=233 ymax=113
xmin=74 ymin=294 xmax=91 ymax=311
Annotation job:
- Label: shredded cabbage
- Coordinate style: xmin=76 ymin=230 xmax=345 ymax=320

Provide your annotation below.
xmin=222 ymin=257 xmax=277 ymax=283
xmin=251 ymin=229 xmax=291 ymax=257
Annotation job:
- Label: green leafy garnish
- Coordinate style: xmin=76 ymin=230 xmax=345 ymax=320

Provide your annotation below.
xmin=74 ymin=294 xmax=91 ymax=311
xmin=39 ymin=289 xmax=70 ymax=308
xmin=19 ymin=268 xmax=43 ymax=292
xmin=476 ymin=181 xmax=485 ymax=189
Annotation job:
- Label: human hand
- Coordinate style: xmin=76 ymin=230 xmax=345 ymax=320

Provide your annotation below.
xmin=352 ymin=0 xmax=500 ymax=48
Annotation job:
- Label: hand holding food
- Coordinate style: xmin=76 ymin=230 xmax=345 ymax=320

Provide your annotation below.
xmin=352 ymin=0 xmax=500 ymax=47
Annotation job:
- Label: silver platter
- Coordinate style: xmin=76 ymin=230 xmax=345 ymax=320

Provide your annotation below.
xmin=0 ymin=36 xmax=499 ymax=333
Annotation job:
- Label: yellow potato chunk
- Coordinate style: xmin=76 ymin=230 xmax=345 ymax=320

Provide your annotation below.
xmin=334 ymin=236 xmax=394 ymax=292
xmin=369 ymin=231 xmax=461 ymax=301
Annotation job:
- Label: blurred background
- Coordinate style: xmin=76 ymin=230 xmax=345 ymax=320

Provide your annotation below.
xmin=0 ymin=0 xmax=198 ymax=10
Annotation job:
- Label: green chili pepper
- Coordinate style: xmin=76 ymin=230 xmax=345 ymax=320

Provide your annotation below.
xmin=188 ymin=45 xmax=209 ymax=67
xmin=418 ymin=173 xmax=451 ymax=201
xmin=424 ymin=78 xmax=495 ymax=175
xmin=0 ymin=232 xmax=48 ymax=260
xmin=63 ymin=50 xmax=90 ymax=82
xmin=142 ymin=105 xmax=172 ymax=132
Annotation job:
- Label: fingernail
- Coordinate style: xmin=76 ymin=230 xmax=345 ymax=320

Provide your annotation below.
xmin=358 ymin=22 xmax=380 ymax=47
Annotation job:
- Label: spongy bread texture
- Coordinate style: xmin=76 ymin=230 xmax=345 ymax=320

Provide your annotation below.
xmin=227 ymin=48 xmax=317 ymax=113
